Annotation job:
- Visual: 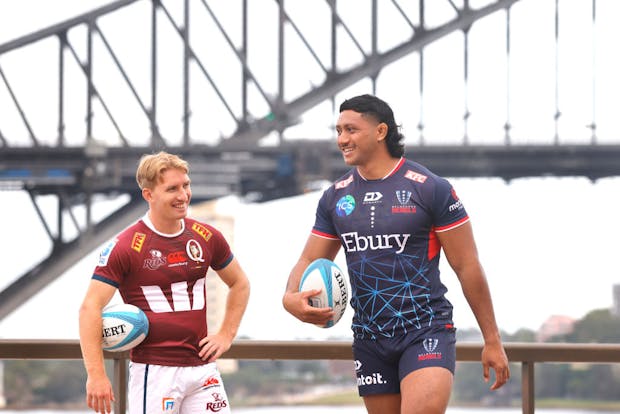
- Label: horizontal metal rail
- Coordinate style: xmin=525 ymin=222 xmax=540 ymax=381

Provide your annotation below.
xmin=1 ymin=339 xmax=620 ymax=413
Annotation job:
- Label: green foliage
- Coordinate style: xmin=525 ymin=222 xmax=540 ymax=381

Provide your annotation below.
xmin=4 ymin=360 xmax=87 ymax=407
xmin=562 ymin=309 xmax=620 ymax=343
xmin=536 ymin=309 xmax=620 ymax=401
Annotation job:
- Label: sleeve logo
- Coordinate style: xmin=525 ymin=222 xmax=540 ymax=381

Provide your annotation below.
xmin=405 ymin=170 xmax=428 ymax=183
xmin=191 ymin=222 xmax=213 ymax=242
xmin=131 ymin=232 xmax=146 ymax=253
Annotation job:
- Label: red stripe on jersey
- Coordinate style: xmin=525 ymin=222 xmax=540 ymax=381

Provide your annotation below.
xmin=386 ymin=157 xmax=406 ymax=178
xmin=434 ymin=216 xmax=470 ymax=233
xmin=427 ymin=229 xmax=441 ymax=261
xmin=427 ymin=216 xmax=470 ymax=260
xmin=311 ymin=229 xmax=339 ymax=240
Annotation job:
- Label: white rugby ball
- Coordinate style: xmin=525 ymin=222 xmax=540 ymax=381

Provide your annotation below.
xmin=299 ymin=258 xmax=348 ymax=328
xmin=101 ymin=303 xmax=149 ymax=352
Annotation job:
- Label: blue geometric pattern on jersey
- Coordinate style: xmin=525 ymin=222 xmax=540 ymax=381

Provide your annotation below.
xmin=313 ymin=159 xmax=467 ymax=340
xmin=349 ymin=249 xmax=435 ymax=339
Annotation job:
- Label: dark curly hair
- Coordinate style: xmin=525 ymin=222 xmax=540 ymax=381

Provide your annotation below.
xmin=339 ymin=94 xmax=405 ymax=158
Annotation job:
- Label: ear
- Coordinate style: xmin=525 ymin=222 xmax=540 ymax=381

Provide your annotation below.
xmin=376 ymin=122 xmax=388 ymax=142
xmin=142 ymin=187 xmax=152 ymax=202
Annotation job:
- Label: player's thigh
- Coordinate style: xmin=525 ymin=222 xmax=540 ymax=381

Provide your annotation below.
xmin=362 ymin=393 xmax=401 ymax=414
xmin=400 ymin=366 xmax=453 ymax=414
xmin=128 ymin=363 xmax=181 ymax=414
xmin=180 ymin=384 xmax=230 ymax=414
xmin=180 ymin=364 xmax=231 ymax=414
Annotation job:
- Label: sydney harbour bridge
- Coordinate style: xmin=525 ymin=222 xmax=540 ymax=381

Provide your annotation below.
xmin=0 ymin=0 xmax=619 ymax=319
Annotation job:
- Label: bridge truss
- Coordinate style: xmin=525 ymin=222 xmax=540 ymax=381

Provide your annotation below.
xmin=0 ymin=0 xmax=619 ymax=319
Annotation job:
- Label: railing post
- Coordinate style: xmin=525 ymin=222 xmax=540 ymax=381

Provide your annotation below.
xmin=113 ymin=356 xmax=128 ymax=414
xmin=521 ymin=361 xmax=535 ymax=414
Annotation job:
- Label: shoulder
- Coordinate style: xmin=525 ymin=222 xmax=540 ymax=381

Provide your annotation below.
xmin=185 ymin=217 xmax=224 ymax=242
xmin=317 ymin=168 xmax=356 ymax=203
xmin=110 ymin=220 xmax=149 ymax=249
xmin=327 ymin=168 xmax=356 ymax=193
xmin=399 ymin=159 xmax=455 ymax=190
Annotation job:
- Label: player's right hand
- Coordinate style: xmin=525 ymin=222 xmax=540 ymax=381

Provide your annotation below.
xmin=85 ymin=374 xmax=115 ymax=414
xmin=282 ymin=288 xmax=335 ymax=326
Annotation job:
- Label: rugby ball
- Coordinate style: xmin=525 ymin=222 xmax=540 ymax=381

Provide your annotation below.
xmin=101 ymin=303 xmax=149 ymax=352
xmin=299 ymin=258 xmax=348 ymax=328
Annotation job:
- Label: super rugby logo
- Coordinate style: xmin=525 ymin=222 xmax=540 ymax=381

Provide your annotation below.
xmin=392 ymin=190 xmax=416 ymax=214
xmin=423 ymin=338 xmax=439 ymax=353
xmin=98 ymin=239 xmax=117 ymax=266
xmin=336 ymin=195 xmax=356 ymax=217
xmin=419 ymin=337 xmax=442 ymax=361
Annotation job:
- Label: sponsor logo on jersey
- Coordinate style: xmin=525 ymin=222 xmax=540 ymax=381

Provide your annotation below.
xmin=392 ymin=190 xmax=417 ymax=214
xmin=418 ymin=337 xmax=442 ymax=361
xmin=206 ymin=393 xmax=228 ymax=412
xmin=131 ymin=232 xmax=146 ymax=253
xmin=448 ymin=188 xmax=464 ymax=212
xmin=341 ymin=232 xmax=410 ymax=254
xmin=141 ymin=279 xmax=206 ymax=313
xmin=363 ymin=192 xmax=383 ymax=204
xmin=191 ymin=222 xmax=212 ymax=242
xmin=335 ymin=174 xmax=354 ymax=189
xmin=98 ymin=239 xmax=117 ymax=266
xmin=143 ymin=249 xmax=166 ymax=270
xmin=162 ymin=397 xmax=174 ymax=410
xmin=405 ymin=170 xmax=428 ymax=183
xmin=336 ymin=195 xmax=356 ymax=217
xmin=357 ymin=372 xmax=387 ymax=387
xmin=354 ymin=360 xmax=362 ymax=371
xmin=167 ymin=251 xmax=188 ymax=267
xmin=202 ymin=375 xmax=221 ymax=390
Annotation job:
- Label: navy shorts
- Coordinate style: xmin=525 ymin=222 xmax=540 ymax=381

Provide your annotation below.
xmin=352 ymin=324 xmax=456 ymax=396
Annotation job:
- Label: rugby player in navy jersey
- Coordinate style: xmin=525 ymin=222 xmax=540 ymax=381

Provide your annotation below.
xmin=79 ymin=152 xmax=250 ymax=414
xmin=283 ymin=94 xmax=509 ymax=414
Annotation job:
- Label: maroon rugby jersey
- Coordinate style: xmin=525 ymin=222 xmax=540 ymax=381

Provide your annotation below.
xmin=93 ymin=215 xmax=233 ymax=366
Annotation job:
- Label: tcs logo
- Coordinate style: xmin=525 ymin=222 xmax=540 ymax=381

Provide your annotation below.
xmin=336 ymin=195 xmax=356 ymax=217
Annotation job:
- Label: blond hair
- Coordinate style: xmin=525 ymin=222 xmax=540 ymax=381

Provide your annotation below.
xmin=136 ymin=151 xmax=189 ymax=190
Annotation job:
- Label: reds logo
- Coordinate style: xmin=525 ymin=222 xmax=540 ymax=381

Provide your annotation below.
xmin=205 ymin=393 xmax=228 ymax=412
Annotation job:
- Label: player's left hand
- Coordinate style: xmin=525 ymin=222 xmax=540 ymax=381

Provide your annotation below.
xmin=198 ymin=333 xmax=233 ymax=363
xmin=482 ymin=341 xmax=510 ymax=390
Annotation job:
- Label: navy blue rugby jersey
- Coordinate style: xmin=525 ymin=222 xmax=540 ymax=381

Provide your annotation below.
xmin=312 ymin=158 xmax=469 ymax=339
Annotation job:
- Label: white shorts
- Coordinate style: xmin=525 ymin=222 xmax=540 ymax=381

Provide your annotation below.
xmin=128 ymin=362 xmax=230 ymax=414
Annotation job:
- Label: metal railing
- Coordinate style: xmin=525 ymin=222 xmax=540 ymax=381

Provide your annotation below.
xmin=1 ymin=339 xmax=620 ymax=414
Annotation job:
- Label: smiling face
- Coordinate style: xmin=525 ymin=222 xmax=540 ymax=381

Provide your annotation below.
xmin=142 ymin=168 xmax=191 ymax=233
xmin=336 ymin=109 xmax=388 ymax=168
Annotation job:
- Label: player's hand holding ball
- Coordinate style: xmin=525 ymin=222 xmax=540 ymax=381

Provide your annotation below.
xmin=297 ymin=258 xmax=349 ymax=328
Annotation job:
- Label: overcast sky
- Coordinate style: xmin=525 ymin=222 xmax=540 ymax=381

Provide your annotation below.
xmin=1 ymin=0 xmax=619 ymax=341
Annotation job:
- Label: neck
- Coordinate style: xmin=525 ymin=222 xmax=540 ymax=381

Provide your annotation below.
xmin=357 ymin=156 xmax=402 ymax=180
xmin=147 ymin=211 xmax=183 ymax=235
